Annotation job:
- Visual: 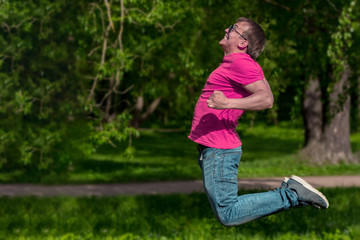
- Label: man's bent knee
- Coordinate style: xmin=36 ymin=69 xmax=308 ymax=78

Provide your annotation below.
xmin=217 ymin=212 xmax=235 ymax=227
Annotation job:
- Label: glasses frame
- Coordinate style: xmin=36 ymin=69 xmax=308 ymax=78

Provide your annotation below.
xmin=228 ymin=24 xmax=247 ymax=40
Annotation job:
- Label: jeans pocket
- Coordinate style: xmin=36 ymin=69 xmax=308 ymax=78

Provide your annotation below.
xmin=220 ymin=151 xmax=241 ymax=181
xmin=201 ymin=147 xmax=217 ymax=161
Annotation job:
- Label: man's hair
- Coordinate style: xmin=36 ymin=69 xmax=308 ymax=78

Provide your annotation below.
xmin=236 ymin=17 xmax=265 ymax=60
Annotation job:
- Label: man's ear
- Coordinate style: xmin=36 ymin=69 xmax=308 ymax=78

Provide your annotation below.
xmin=237 ymin=41 xmax=248 ymax=50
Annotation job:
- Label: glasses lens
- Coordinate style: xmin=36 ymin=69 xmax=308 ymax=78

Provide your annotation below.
xmin=228 ymin=25 xmax=234 ymax=33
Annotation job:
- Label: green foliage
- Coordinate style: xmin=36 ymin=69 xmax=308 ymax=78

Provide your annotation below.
xmin=0 ymin=188 xmax=360 ymax=239
xmin=327 ymin=1 xmax=356 ymax=77
xmin=91 ymin=113 xmax=138 ymax=146
xmin=261 ymin=0 xmax=360 ymax=125
xmin=1 ymin=0 xmax=360 ymax=172
xmin=0 ymin=0 xmax=202 ymax=171
xmin=0 ymin=0 xmax=92 ymax=171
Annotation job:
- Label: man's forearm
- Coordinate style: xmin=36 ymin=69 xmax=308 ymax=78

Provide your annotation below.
xmin=207 ymin=79 xmax=274 ymax=111
xmin=227 ymin=90 xmax=273 ymax=111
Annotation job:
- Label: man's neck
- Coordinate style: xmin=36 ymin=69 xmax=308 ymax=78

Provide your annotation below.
xmin=224 ymin=49 xmax=245 ymax=56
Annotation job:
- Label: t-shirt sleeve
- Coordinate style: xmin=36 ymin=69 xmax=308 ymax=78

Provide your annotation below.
xmin=228 ymin=57 xmax=264 ymax=85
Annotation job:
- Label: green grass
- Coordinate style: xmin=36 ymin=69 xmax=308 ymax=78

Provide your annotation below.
xmin=0 ymin=187 xmax=359 ymax=239
xmin=1 ymin=123 xmax=359 ymax=183
xmin=238 ymin=123 xmax=360 ymax=177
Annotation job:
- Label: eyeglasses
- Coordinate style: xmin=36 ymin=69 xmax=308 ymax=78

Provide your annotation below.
xmin=228 ymin=24 xmax=247 ymax=40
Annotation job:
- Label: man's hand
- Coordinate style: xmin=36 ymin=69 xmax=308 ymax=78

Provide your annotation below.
xmin=207 ymin=90 xmax=229 ymax=109
xmin=206 ymin=79 xmax=273 ymax=111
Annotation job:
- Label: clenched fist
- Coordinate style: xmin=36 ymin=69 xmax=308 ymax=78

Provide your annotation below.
xmin=207 ymin=90 xmax=229 ymax=109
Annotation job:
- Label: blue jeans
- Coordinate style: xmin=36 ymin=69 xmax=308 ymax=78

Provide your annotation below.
xmin=198 ymin=146 xmax=299 ymax=226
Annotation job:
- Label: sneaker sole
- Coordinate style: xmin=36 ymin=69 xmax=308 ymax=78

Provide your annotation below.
xmin=287 ymin=175 xmax=329 ymax=208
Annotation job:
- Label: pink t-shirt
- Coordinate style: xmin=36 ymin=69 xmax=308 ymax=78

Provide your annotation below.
xmin=188 ymin=53 xmax=264 ymax=149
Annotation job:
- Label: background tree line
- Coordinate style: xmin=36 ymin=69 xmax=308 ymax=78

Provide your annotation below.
xmin=1 ymin=0 xmax=359 ymax=173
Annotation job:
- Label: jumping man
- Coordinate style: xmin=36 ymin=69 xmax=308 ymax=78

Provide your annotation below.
xmin=188 ymin=17 xmax=329 ymax=226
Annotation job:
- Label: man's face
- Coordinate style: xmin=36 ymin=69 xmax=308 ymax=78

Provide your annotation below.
xmin=219 ymin=22 xmax=248 ymax=54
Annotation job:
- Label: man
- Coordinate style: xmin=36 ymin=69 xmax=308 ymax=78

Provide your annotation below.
xmin=188 ymin=17 xmax=329 ymax=226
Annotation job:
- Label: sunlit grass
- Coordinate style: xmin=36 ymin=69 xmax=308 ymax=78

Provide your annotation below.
xmin=0 ymin=188 xmax=359 ymax=239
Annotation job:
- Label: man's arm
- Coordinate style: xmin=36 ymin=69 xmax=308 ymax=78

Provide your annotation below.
xmin=206 ymin=78 xmax=273 ymax=111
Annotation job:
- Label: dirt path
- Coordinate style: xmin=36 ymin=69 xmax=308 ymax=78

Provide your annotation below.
xmin=1 ymin=176 xmax=359 ymax=197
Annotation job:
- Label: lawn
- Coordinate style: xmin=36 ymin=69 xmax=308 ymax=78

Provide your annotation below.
xmin=1 ymin=122 xmax=359 ymax=183
xmin=1 ymin=123 xmax=359 ymax=240
xmin=0 ymin=187 xmax=359 ymax=239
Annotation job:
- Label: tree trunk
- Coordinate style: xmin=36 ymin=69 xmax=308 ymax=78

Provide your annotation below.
xmin=303 ymin=76 xmax=323 ymax=146
xmin=132 ymin=96 xmax=144 ymax=129
xmin=105 ymin=77 xmax=114 ymax=122
xmin=131 ymin=96 xmax=162 ymax=129
xmin=358 ymin=76 xmax=360 ymax=130
xmin=300 ymin=65 xmax=356 ymax=164
xmin=141 ymin=97 xmax=162 ymax=121
xmin=300 ymin=76 xmax=326 ymax=163
xmin=322 ymin=63 xmax=354 ymax=163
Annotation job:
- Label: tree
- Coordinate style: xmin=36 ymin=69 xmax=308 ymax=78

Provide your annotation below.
xmin=0 ymin=0 xmax=96 ymax=171
xmin=302 ymin=1 xmax=358 ymax=164
xmin=82 ymin=0 xmax=205 ymax=129
xmin=265 ymin=0 xmax=359 ymax=164
xmin=0 ymin=0 xmax=204 ymax=171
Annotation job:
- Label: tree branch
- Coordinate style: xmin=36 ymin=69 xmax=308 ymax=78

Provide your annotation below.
xmin=326 ymin=0 xmax=338 ymax=11
xmin=141 ymin=97 xmax=162 ymax=120
xmin=263 ymin=0 xmax=290 ymax=11
xmin=88 ymin=46 xmax=102 ymax=57
xmin=90 ymin=3 xmax=105 ymax=33
xmin=104 ymin=0 xmax=115 ymax=32
xmin=1 ymin=22 xmax=11 ymax=32
xmin=118 ymin=0 xmax=125 ymax=59
xmin=97 ymin=84 xmax=134 ymax=107
xmin=87 ymin=5 xmax=113 ymax=104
